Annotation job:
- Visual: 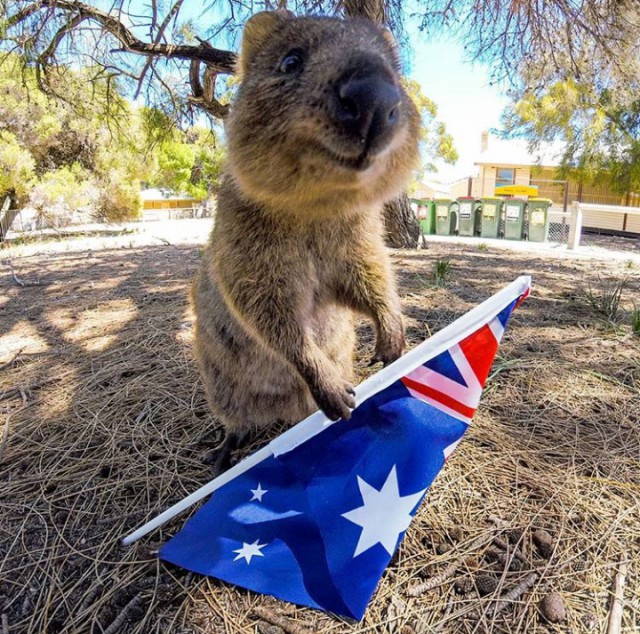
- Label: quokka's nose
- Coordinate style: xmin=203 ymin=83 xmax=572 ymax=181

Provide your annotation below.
xmin=335 ymin=72 xmax=402 ymax=152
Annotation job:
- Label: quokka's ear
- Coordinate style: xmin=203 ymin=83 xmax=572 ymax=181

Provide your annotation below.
xmin=238 ymin=10 xmax=294 ymax=76
xmin=380 ymin=27 xmax=401 ymax=69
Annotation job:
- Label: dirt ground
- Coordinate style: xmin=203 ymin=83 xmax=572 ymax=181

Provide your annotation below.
xmin=1 ymin=226 xmax=639 ymax=634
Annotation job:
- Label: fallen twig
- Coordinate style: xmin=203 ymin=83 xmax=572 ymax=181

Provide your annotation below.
xmin=607 ymin=558 xmax=629 ymax=634
xmin=0 ymin=348 xmax=24 ymax=372
xmin=0 ymin=385 xmax=39 ymax=403
xmin=77 ymin=582 xmax=105 ymax=617
xmin=407 ymin=560 xmax=461 ymax=597
xmin=488 ymin=514 xmax=509 ymax=529
xmin=407 ymin=533 xmax=492 ymax=596
xmin=493 ymin=536 xmax=531 ymax=565
xmin=9 ymin=264 xmax=42 ymax=287
xmin=252 ymin=606 xmax=314 ymax=634
xmin=0 ymin=383 xmax=45 ymax=403
xmin=476 ymin=572 xmax=539 ymax=619
xmin=103 ymin=592 xmax=144 ymax=634
xmin=0 ymin=414 xmax=9 ymax=464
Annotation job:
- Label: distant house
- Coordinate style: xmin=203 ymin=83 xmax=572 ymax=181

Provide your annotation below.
xmin=469 ymin=132 xmax=640 ymax=234
xmin=413 ymin=179 xmax=451 ymax=200
xmin=140 ymin=189 xmax=204 ymax=220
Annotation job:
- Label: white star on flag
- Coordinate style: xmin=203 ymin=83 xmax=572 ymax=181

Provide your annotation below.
xmin=342 ymin=466 xmax=428 ymax=557
xmin=250 ymin=483 xmax=268 ymax=502
xmin=233 ymin=539 xmax=267 ymax=564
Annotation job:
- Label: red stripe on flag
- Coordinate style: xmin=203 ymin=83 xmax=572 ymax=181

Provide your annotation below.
xmin=401 ymin=377 xmax=477 ymax=419
xmin=458 ymin=324 xmax=498 ymax=387
xmin=514 ymin=289 xmax=530 ymax=310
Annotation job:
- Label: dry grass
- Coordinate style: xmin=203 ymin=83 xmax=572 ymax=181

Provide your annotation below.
xmin=1 ymin=236 xmax=639 ymax=634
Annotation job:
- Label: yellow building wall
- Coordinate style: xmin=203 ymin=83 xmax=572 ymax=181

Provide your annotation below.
xmin=142 ymin=199 xmax=200 ymax=210
xmin=514 ymin=167 xmax=530 ymax=186
xmin=479 ymin=166 xmax=497 ymax=197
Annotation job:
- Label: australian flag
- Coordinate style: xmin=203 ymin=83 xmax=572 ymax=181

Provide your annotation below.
xmin=159 ymin=277 xmax=531 ymax=620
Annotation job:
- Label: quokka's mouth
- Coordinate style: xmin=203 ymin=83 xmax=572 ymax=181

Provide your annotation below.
xmin=311 ymin=141 xmax=376 ymax=172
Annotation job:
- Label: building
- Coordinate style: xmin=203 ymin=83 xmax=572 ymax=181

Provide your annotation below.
xmin=412 ymin=180 xmax=451 ymax=200
xmin=140 ymin=188 xmax=204 ymax=220
xmin=468 ymin=132 xmax=640 ymax=235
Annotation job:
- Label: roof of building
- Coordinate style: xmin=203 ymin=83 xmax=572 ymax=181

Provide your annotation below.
xmin=414 ymin=179 xmax=451 ymax=199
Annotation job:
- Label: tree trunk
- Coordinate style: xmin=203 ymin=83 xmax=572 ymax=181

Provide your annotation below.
xmin=0 ymin=191 xmax=20 ymax=242
xmin=342 ymin=0 xmax=420 ymax=249
xmin=383 ymin=193 xmax=420 ymax=248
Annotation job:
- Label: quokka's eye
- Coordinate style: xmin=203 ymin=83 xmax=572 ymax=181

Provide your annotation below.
xmin=279 ymin=50 xmax=304 ymax=74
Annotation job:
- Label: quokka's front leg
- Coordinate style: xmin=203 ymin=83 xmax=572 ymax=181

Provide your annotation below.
xmin=218 ymin=273 xmax=356 ymax=421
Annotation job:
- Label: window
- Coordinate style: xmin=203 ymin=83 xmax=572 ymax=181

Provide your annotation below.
xmin=496 ymin=168 xmax=515 ymax=188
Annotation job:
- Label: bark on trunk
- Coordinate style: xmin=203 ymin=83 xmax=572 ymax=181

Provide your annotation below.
xmin=383 ymin=193 xmax=420 ymax=248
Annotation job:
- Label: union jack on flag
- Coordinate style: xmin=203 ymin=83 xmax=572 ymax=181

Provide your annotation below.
xmin=402 ymin=287 xmax=529 ymax=439
xmin=125 ymin=276 xmax=531 ymax=620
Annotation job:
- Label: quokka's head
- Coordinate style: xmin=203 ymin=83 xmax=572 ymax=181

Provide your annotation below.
xmin=225 ymin=11 xmax=421 ymax=215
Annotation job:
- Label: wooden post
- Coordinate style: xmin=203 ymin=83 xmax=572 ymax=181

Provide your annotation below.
xmin=568 ymin=201 xmax=583 ymax=250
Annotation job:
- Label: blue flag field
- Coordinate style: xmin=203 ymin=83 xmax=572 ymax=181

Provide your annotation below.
xmin=124 ymin=276 xmax=531 ymax=620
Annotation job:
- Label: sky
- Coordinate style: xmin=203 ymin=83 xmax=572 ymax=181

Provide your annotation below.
xmin=404 ymin=31 xmax=510 ymax=183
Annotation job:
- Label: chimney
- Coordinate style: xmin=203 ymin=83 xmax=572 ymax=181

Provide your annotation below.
xmin=481 ymin=130 xmax=489 ymax=153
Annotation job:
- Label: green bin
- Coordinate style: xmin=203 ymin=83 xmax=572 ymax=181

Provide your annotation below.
xmin=503 ymin=198 xmax=527 ymax=240
xmin=456 ymin=197 xmax=481 ymax=237
xmin=414 ymin=199 xmax=436 ymax=235
xmin=434 ymin=199 xmax=457 ymax=236
xmin=480 ymin=197 xmax=503 ymax=238
xmin=527 ymin=197 xmax=552 ymax=242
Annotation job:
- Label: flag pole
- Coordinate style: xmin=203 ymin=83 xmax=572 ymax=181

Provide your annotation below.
xmin=122 ymin=275 xmax=530 ymax=546
xmin=121 ymin=447 xmax=277 ymax=545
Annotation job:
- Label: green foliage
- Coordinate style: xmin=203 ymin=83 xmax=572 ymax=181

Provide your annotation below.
xmin=433 ymin=258 xmax=452 ymax=287
xmin=403 ymin=78 xmax=458 ymax=179
xmin=0 ymin=54 xmax=224 ymax=230
xmin=503 ymin=78 xmax=640 ymax=195
xmin=94 ymin=170 xmax=141 ymax=222
xmin=581 ymin=275 xmax=626 ymax=324
xmin=28 ymin=164 xmax=96 ymax=226
xmin=0 ymin=131 xmax=36 ymax=199
xmin=144 ymin=121 xmax=225 ymax=200
xmin=632 ymin=305 xmax=640 ymax=337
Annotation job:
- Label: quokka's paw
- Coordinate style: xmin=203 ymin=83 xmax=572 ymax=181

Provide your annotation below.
xmin=371 ymin=322 xmax=405 ymax=366
xmin=313 ymin=376 xmax=356 ymax=421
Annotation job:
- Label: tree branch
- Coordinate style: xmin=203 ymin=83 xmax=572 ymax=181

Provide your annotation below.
xmin=39 ymin=13 xmax=88 ymax=64
xmin=8 ymin=0 xmax=237 ymax=73
xmin=135 ymin=0 xmax=186 ymax=99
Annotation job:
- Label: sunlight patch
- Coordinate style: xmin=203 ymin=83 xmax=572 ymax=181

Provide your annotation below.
xmin=0 ymin=320 xmax=50 ymax=362
xmin=56 ymin=299 xmax=138 ymax=352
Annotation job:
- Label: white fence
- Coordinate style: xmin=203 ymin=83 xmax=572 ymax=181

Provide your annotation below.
xmin=141 ymin=206 xmax=209 ymax=221
xmin=569 ymin=202 xmax=640 ymax=249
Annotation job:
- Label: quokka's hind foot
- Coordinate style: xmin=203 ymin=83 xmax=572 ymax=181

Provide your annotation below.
xmin=202 ymin=430 xmax=249 ymax=476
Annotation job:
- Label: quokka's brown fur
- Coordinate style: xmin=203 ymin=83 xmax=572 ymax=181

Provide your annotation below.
xmin=192 ymin=10 xmax=420 ymax=472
